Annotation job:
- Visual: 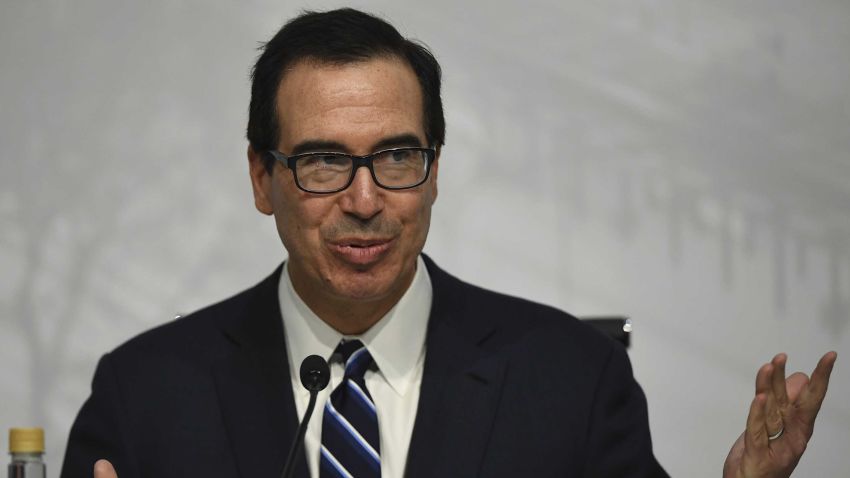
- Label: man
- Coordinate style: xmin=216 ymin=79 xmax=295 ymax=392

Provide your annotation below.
xmin=61 ymin=8 xmax=836 ymax=478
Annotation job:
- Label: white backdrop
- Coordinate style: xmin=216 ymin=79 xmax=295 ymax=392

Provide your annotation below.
xmin=1 ymin=0 xmax=848 ymax=476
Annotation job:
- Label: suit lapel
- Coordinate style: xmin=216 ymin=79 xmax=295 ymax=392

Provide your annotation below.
xmin=211 ymin=267 xmax=310 ymax=478
xmin=405 ymin=257 xmax=507 ymax=478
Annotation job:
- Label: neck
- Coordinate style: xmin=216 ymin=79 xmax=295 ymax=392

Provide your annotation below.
xmin=310 ymin=300 xmax=393 ymax=335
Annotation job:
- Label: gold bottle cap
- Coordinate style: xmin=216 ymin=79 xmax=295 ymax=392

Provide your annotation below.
xmin=9 ymin=428 xmax=44 ymax=453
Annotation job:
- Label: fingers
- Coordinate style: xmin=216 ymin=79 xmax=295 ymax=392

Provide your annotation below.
xmin=770 ymin=353 xmax=789 ymax=407
xmin=796 ymin=352 xmax=838 ymax=424
xmin=744 ymin=393 xmax=769 ymax=454
xmin=94 ymin=459 xmax=118 ymax=478
xmin=755 ymin=361 xmax=784 ymax=436
xmin=806 ymin=351 xmax=837 ymax=400
xmin=754 ymin=362 xmax=772 ymax=395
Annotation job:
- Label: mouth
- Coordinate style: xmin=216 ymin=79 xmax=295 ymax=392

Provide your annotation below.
xmin=328 ymin=237 xmax=394 ymax=266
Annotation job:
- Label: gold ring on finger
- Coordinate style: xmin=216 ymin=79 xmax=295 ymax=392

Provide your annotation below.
xmin=768 ymin=425 xmax=785 ymax=441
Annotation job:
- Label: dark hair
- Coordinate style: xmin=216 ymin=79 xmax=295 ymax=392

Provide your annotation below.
xmin=247 ymin=8 xmax=445 ymax=171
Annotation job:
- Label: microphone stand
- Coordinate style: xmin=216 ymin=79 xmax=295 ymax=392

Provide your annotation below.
xmin=280 ymin=390 xmax=319 ymax=478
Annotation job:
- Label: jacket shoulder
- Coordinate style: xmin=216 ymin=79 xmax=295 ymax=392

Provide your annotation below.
xmin=107 ymin=267 xmax=280 ymax=362
xmin=422 ymin=255 xmax=617 ymax=355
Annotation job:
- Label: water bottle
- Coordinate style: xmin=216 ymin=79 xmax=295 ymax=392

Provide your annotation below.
xmin=8 ymin=428 xmax=45 ymax=478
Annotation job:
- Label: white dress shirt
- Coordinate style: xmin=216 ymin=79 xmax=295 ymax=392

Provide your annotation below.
xmin=279 ymin=255 xmax=432 ymax=478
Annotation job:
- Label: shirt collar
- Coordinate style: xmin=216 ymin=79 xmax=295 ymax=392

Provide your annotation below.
xmin=279 ymin=255 xmax=432 ymax=397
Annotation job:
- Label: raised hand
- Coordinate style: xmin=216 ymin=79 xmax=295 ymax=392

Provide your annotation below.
xmin=723 ymin=351 xmax=837 ymax=478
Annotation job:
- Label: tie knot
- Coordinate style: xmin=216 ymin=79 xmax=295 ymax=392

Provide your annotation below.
xmin=333 ymin=339 xmax=374 ymax=379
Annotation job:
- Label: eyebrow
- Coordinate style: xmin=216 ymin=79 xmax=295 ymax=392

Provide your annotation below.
xmin=289 ymin=133 xmax=424 ymax=156
xmin=371 ymin=133 xmax=424 ymax=151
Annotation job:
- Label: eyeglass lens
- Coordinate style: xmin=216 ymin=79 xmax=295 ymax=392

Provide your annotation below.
xmin=295 ymin=149 xmax=429 ymax=192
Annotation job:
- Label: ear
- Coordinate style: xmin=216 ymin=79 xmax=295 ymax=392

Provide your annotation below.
xmin=247 ymin=145 xmax=274 ymax=215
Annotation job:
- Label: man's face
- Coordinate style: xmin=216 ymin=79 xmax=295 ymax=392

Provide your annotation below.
xmin=249 ymin=56 xmax=438 ymax=311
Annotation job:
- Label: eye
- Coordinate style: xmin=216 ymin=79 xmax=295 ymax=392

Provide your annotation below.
xmin=317 ymin=154 xmax=348 ymax=167
xmin=390 ymin=150 xmax=414 ymax=162
xmin=300 ymin=154 xmax=349 ymax=169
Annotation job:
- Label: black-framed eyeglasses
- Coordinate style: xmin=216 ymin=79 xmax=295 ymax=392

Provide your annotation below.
xmin=265 ymin=147 xmax=436 ymax=194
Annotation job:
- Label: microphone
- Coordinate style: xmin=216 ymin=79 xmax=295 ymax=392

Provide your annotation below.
xmin=281 ymin=354 xmax=330 ymax=478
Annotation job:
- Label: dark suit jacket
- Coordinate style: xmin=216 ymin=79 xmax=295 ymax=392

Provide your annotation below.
xmin=61 ymin=256 xmax=668 ymax=477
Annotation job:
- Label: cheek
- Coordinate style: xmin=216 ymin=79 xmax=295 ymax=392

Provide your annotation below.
xmin=400 ymin=192 xmax=435 ymax=242
xmin=272 ymin=190 xmax=333 ymax=251
xmin=419 ymin=202 xmax=433 ymax=237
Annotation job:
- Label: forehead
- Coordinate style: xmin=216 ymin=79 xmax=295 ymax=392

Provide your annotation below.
xmin=275 ymin=56 xmax=425 ymax=152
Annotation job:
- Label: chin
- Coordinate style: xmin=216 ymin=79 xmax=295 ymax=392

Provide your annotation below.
xmin=329 ymin=261 xmax=409 ymax=302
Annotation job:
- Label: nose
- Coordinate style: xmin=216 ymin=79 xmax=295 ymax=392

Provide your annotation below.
xmin=339 ymin=167 xmax=384 ymax=220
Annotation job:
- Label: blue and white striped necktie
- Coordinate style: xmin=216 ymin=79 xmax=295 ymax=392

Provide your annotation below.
xmin=320 ymin=339 xmax=381 ymax=478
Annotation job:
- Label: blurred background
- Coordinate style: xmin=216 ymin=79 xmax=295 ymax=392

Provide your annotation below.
xmin=1 ymin=0 xmax=848 ymax=476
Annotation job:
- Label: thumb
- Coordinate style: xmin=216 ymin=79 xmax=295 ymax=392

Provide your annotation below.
xmin=94 ymin=459 xmax=118 ymax=478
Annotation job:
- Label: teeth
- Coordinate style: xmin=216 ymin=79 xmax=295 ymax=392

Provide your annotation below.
xmin=339 ymin=241 xmax=385 ymax=248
